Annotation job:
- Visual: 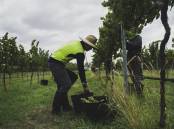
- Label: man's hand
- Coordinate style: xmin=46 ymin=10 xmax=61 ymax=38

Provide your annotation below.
xmin=82 ymin=82 xmax=89 ymax=92
xmin=83 ymin=86 xmax=90 ymax=94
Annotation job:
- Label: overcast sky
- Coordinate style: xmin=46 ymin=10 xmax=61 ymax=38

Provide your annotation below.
xmin=0 ymin=0 xmax=174 ymax=62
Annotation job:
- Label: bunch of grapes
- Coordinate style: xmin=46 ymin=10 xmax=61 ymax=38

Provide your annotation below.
xmin=80 ymin=97 xmax=105 ymax=103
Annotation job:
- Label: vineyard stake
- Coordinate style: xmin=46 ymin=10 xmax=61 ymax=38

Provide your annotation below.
xmin=121 ymin=24 xmax=129 ymax=93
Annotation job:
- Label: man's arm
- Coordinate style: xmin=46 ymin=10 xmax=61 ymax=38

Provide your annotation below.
xmin=76 ymin=53 xmax=89 ymax=92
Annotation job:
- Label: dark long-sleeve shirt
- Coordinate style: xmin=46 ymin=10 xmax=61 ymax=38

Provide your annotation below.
xmin=67 ymin=53 xmax=86 ymax=84
xmin=126 ymin=35 xmax=142 ymax=58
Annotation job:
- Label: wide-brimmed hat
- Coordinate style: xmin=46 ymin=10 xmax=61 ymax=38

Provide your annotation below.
xmin=79 ymin=35 xmax=97 ymax=49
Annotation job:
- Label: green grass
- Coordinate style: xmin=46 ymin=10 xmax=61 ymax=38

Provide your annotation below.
xmin=0 ymin=71 xmax=174 ymax=129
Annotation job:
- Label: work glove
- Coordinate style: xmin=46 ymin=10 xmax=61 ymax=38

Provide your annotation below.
xmin=84 ymin=87 xmax=90 ymax=94
xmin=82 ymin=82 xmax=91 ymax=94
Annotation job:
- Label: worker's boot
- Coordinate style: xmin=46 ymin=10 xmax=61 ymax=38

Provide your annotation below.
xmin=62 ymin=93 xmax=72 ymax=112
xmin=52 ymin=92 xmax=63 ymax=114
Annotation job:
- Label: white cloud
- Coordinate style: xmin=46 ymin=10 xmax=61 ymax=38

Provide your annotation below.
xmin=0 ymin=0 xmax=174 ymax=62
xmin=0 ymin=0 xmax=105 ymax=58
xmin=141 ymin=8 xmax=174 ymax=48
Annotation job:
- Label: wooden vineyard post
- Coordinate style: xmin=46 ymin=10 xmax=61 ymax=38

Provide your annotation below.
xmin=121 ymin=24 xmax=129 ymax=93
xmin=159 ymin=0 xmax=170 ymax=127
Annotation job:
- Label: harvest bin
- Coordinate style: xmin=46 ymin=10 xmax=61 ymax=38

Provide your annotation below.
xmin=71 ymin=93 xmax=115 ymax=120
xmin=71 ymin=92 xmax=93 ymax=113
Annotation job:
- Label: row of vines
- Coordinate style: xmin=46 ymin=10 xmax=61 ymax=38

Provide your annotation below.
xmin=92 ymin=0 xmax=174 ymax=127
xmin=0 ymin=32 xmax=49 ymax=91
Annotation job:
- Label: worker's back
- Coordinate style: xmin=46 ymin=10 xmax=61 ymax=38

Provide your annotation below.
xmin=127 ymin=35 xmax=142 ymax=58
xmin=51 ymin=40 xmax=84 ymax=64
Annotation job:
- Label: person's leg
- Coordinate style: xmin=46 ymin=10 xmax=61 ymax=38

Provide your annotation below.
xmin=134 ymin=77 xmax=143 ymax=95
xmin=55 ymin=68 xmax=73 ymax=112
xmin=52 ymin=91 xmax=63 ymax=114
xmin=61 ymin=93 xmax=72 ymax=111
xmin=48 ymin=62 xmax=72 ymax=113
xmin=61 ymin=69 xmax=78 ymax=111
xmin=48 ymin=62 xmax=63 ymax=113
xmin=66 ymin=69 xmax=78 ymax=85
xmin=131 ymin=59 xmax=143 ymax=95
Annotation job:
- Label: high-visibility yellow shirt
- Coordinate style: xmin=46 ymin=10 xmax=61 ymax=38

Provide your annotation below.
xmin=51 ymin=40 xmax=84 ymax=64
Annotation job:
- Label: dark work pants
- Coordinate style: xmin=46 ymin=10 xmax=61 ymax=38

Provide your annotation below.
xmin=48 ymin=61 xmax=78 ymax=93
xmin=48 ymin=61 xmax=78 ymax=111
xmin=128 ymin=56 xmax=143 ymax=94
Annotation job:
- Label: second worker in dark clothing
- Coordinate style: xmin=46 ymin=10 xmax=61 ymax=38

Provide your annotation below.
xmin=48 ymin=35 xmax=97 ymax=114
xmin=126 ymin=35 xmax=144 ymax=95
